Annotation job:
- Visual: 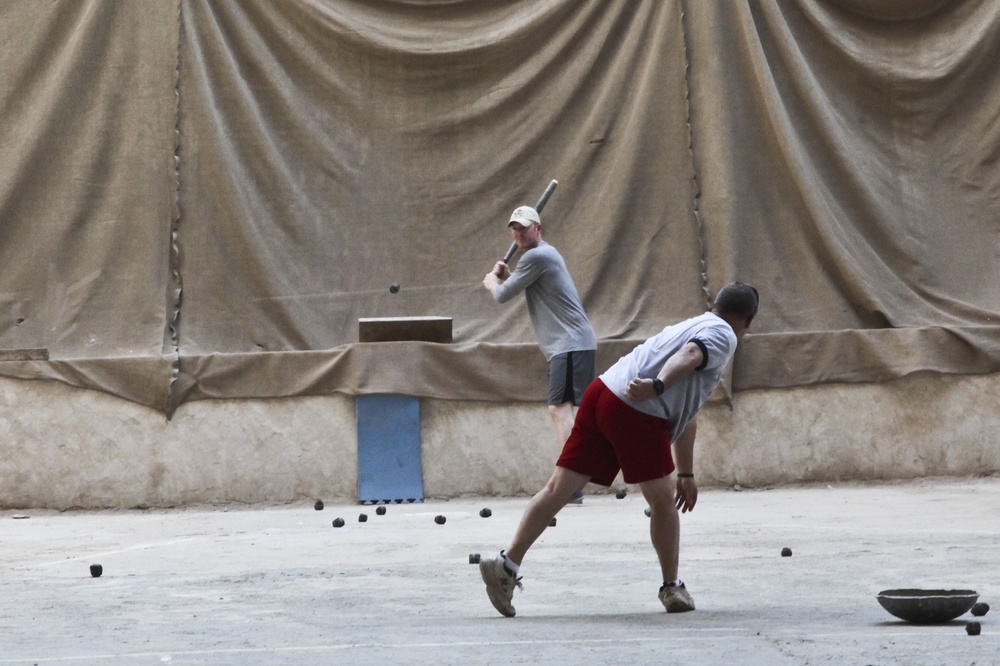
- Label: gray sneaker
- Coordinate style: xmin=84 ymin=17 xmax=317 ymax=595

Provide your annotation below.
xmin=479 ymin=552 xmax=522 ymax=617
xmin=659 ymin=582 xmax=696 ymax=613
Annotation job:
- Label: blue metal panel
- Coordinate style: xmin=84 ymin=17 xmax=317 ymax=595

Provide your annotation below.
xmin=356 ymin=394 xmax=424 ymax=503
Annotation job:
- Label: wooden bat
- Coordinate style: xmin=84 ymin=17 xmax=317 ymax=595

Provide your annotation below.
xmin=502 ymin=179 xmax=558 ymax=264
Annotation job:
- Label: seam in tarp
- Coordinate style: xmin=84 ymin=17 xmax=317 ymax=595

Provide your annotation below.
xmin=165 ymin=0 xmax=184 ymax=418
xmin=679 ymin=5 xmax=711 ymax=315
xmin=679 ymin=2 xmax=733 ymax=408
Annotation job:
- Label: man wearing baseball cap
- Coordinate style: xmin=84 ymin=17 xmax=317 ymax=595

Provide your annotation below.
xmin=483 ymin=205 xmax=597 ymax=505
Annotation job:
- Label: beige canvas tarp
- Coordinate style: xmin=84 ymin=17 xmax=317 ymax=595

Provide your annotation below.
xmin=684 ymin=0 xmax=1000 ymax=389
xmin=0 ymin=1 xmax=179 ymax=409
xmin=0 ymin=0 xmax=997 ymax=415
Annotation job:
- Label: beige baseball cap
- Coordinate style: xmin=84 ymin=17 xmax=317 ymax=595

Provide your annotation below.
xmin=508 ymin=206 xmax=540 ymax=228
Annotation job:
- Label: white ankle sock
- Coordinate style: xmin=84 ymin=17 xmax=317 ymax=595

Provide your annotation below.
xmin=501 ymin=551 xmax=520 ymax=575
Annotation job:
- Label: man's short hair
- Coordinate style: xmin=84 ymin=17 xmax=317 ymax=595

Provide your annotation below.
xmin=713 ymin=281 xmax=759 ymax=319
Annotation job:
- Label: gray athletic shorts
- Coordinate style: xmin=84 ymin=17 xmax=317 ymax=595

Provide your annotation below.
xmin=547 ymin=350 xmax=597 ymax=407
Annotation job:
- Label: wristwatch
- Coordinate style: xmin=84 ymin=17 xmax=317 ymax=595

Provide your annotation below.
xmin=652 ymin=378 xmax=664 ymax=396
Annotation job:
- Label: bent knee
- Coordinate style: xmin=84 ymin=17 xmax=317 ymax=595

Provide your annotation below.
xmin=548 ymin=402 xmax=572 ymax=417
xmin=640 ymin=477 xmax=676 ymax=504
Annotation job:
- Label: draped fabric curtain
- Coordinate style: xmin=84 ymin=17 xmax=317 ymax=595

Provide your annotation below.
xmin=0 ymin=0 xmax=996 ymax=413
xmin=685 ymin=0 xmax=1000 ymax=388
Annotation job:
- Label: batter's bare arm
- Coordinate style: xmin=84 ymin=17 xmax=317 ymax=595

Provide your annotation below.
xmin=625 ymin=341 xmax=705 ymax=401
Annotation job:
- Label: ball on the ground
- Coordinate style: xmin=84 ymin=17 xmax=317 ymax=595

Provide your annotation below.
xmin=971 ymin=602 xmax=989 ymax=617
xmin=479 ymin=508 xmax=492 ymax=518
xmin=644 ymin=507 xmax=651 ymax=517
xmin=332 ymin=518 xmax=345 ymax=528
xmin=376 ymin=505 xmax=387 ymax=515
xmin=434 ymin=515 xmax=446 ymax=525
xmin=781 ymin=547 xmax=793 ymax=557
xmin=549 ymin=517 xmax=557 ymax=527
xmin=358 ymin=513 xmax=368 ymax=522
xmin=966 ymin=621 xmax=981 ymax=635
xmin=389 ymin=283 xmax=400 ymax=293
xmin=314 ymin=500 xmax=324 ymax=510
xmin=615 ymin=489 xmax=627 ymax=499
xmin=89 ymin=564 xmax=103 ymax=578
xmin=469 ymin=553 xmax=480 ymax=564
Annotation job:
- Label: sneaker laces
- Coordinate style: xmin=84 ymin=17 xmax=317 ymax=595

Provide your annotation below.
xmin=502 ymin=575 xmax=524 ymax=593
xmin=499 ymin=557 xmax=524 ymax=593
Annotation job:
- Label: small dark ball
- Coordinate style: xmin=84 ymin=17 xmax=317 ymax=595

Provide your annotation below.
xmin=332 ymin=518 xmax=345 ymax=528
xmin=358 ymin=513 xmax=368 ymax=522
xmin=479 ymin=508 xmax=492 ymax=518
xmin=469 ymin=553 xmax=481 ymax=564
xmin=549 ymin=517 xmax=557 ymax=527
xmin=644 ymin=507 xmax=651 ymax=517
xmin=89 ymin=564 xmax=103 ymax=578
xmin=966 ymin=621 xmax=981 ymax=636
xmin=389 ymin=283 xmax=400 ymax=294
xmin=376 ymin=505 xmax=387 ymax=515
xmin=781 ymin=547 xmax=793 ymax=557
xmin=971 ymin=602 xmax=989 ymax=617
xmin=434 ymin=515 xmax=446 ymax=525
xmin=314 ymin=500 xmax=324 ymax=510
xmin=615 ymin=489 xmax=627 ymax=499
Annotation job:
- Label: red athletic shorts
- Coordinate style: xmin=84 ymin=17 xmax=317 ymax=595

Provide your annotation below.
xmin=556 ymin=378 xmax=675 ymax=486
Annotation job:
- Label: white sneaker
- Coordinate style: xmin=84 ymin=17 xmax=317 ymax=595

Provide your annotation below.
xmin=659 ymin=582 xmax=696 ymax=613
xmin=479 ymin=552 xmax=522 ymax=617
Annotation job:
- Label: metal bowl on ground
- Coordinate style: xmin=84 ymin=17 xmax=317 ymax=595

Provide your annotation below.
xmin=877 ymin=589 xmax=979 ymax=624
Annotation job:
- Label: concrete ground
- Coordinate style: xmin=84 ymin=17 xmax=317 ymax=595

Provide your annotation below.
xmin=1 ymin=477 xmax=997 ymax=665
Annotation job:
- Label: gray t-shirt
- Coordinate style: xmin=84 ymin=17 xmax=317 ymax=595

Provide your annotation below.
xmin=600 ymin=312 xmax=737 ymax=439
xmin=492 ymin=240 xmax=597 ymax=361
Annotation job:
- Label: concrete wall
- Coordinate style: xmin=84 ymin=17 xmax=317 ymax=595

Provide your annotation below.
xmin=1 ymin=371 xmax=998 ymax=509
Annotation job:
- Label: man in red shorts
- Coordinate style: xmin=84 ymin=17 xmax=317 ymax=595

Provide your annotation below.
xmin=478 ymin=281 xmax=759 ymax=617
